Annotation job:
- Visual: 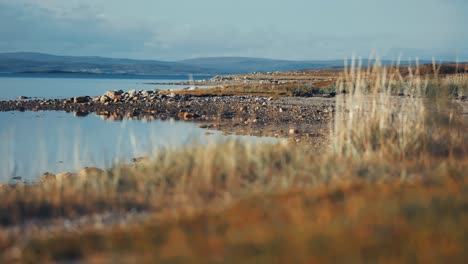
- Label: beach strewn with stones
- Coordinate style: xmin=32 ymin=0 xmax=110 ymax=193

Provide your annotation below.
xmin=1 ymin=89 xmax=335 ymax=146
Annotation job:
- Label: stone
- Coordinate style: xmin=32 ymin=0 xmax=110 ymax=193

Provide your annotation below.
xmin=289 ymin=128 xmax=299 ymax=135
xmin=18 ymin=95 xmax=29 ymax=100
xmin=127 ymin=89 xmax=137 ymax=96
xmin=179 ymin=112 xmax=199 ymax=120
xmin=100 ymin=95 xmax=111 ymax=103
xmin=74 ymin=96 xmax=90 ymax=104
xmin=104 ymin=90 xmax=124 ymax=100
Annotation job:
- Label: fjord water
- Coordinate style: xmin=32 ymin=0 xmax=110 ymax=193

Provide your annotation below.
xmin=0 ymin=74 xmax=278 ymax=182
xmin=0 ymin=73 xmax=209 ymax=100
xmin=0 ymin=111 xmax=278 ymax=183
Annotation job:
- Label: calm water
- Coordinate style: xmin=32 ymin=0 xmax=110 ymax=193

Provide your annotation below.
xmin=0 ymin=111 xmax=278 ymax=182
xmin=0 ymin=73 xmax=209 ymax=101
xmin=0 ymin=74 xmax=277 ymax=183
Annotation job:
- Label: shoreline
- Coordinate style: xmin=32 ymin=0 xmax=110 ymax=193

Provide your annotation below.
xmin=0 ymin=91 xmax=335 ymax=145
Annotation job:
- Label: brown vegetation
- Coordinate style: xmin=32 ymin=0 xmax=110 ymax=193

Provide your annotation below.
xmin=163 ymin=81 xmax=337 ymax=98
xmin=1 ymin=61 xmax=467 ymax=263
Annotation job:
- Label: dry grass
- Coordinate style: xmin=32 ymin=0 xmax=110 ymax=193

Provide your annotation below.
xmin=163 ymin=81 xmax=336 ymax=98
xmin=333 ymin=59 xmax=467 ymax=158
xmin=0 ymin=60 xmax=467 ymax=263
xmin=16 ymin=175 xmax=468 ymax=263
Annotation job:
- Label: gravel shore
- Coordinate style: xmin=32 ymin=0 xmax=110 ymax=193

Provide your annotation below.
xmin=1 ymin=90 xmax=335 ymax=146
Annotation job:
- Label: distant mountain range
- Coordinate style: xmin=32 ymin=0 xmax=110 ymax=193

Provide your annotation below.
xmin=0 ymin=52 xmax=444 ymax=75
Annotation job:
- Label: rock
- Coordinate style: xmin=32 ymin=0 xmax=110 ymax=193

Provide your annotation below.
xmin=104 ymin=90 xmax=124 ymax=100
xmin=289 ymin=128 xmax=299 ymax=135
xmin=183 ymin=112 xmax=195 ymax=119
xmin=127 ymin=89 xmax=137 ymax=96
xmin=100 ymin=95 xmax=111 ymax=103
xmin=18 ymin=95 xmax=29 ymax=100
xmin=74 ymin=96 xmax=90 ymax=104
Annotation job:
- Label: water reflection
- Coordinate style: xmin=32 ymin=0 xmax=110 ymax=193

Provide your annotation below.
xmin=0 ymin=111 xmax=278 ymax=182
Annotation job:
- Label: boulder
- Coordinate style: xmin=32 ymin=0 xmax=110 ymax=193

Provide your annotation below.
xmin=104 ymin=90 xmax=124 ymax=100
xmin=100 ymin=95 xmax=111 ymax=103
xmin=289 ymin=128 xmax=299 ymax=135
xmin=74 ymin=96 xmax=90 ymax=104
xmin=127 ymin=89 xmax=137 ymax=97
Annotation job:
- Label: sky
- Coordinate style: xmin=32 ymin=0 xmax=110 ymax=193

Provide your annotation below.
xmin=0 ymin=0 xmax=467 ymax=61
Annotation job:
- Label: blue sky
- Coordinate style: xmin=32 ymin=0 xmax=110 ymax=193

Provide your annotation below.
xmin=0 ymin=0 xmax=467 ymax=61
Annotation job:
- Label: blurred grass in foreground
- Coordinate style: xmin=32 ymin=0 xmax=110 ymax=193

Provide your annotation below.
xmin=0 ymin=59 xmax=467 ymax=263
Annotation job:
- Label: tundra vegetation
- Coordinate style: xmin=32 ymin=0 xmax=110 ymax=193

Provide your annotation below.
xmin=0 ymin=60 xmax=467 ymax=263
